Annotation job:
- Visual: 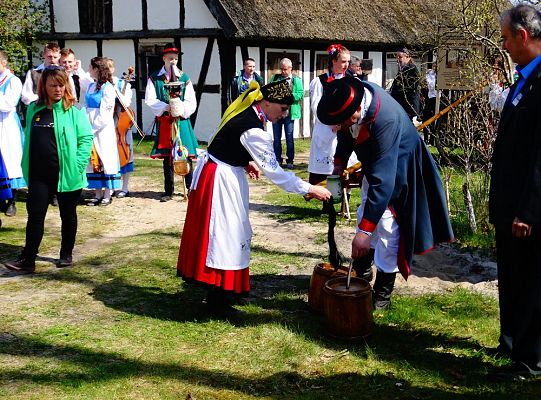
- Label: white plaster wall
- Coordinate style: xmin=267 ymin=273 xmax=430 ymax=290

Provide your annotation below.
xmin=64 ymin=40 xmax=98 ymax=71
xmin=148 ymin=0 xmax=180 ymax=30
xmin=113 ymin=0 xmax=143 ymax=31
xmin=195 ymin=93 xmax=221 ymax=142
xmin=180 ymin=38 xmax=208 ymax=85
xmin=185 ymin=0 xmax=219 ymax=29
xmin=302 ymin=49 xmax=312 ymax=138
xmin=368 ymin=51 xmax=383 ymax=87
xmin=52 ymin=0 xmax=79 ymax=32
xmin=102 ymin=40 xmax=135 ymax=73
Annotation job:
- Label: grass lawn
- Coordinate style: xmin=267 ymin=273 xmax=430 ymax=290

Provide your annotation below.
xmin=1 ymin=138 xmax=539 ymax=399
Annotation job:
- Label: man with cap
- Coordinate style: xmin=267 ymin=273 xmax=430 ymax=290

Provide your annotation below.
xmin=318 ymin=76 xmax=453 ymax=309
xmin=177 ymin=79 xmax=331 ymax=317
xmin=145 ymin=43 xmax=198 ymax=202
xmin=390 ymin=48 xmax=421 ymax=120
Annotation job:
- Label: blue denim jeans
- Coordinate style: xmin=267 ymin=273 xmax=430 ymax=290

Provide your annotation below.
xmin=272 ymin=115 xmax=295 ymax=164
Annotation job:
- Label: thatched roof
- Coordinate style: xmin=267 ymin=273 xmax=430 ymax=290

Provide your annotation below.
xmin=205 ymin=0 xmax=455 ymax=45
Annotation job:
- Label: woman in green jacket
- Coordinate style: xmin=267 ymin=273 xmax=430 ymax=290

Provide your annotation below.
xmin=4 ymin=67 xmax=93 ymax=273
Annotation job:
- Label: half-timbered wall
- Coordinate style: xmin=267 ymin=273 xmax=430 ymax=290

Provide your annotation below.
xmin=38 ymin=0 xmax=394 ymax=144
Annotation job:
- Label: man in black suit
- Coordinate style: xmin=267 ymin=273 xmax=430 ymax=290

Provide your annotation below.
xmin=489 ymin=4 xmax=541 ymax=379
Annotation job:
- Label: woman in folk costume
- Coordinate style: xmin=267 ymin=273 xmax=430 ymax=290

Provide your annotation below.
xmin=177 ymin=80 xmax=331 ymax=317
xmin=107 ymin=58 xmax=134 ymax=198
xmin=144 ymin=43 xmax=198 ymax=202
xmin=0 ymin=50 xmax=26 ymax=217
xmin=86 ymin=57 xmax=121 ymax=206
xmin=308 ymin=44 xmax=351 ymax=185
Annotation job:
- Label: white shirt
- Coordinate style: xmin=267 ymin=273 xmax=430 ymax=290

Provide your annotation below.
xmin=144 ymin=65 xmax=196 ymax=119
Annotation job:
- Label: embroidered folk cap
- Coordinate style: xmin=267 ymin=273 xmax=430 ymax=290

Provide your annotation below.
xmin=317 ymin=76 xmax=364 ymax=125
xmin=261 ymin=79 xmax=293 ymax=105
xmin=162 ymin=43 xmax=182 ymax=55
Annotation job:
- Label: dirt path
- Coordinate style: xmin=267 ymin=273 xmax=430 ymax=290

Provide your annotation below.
xmin=1 ymin=155 xmax=498 ymax=297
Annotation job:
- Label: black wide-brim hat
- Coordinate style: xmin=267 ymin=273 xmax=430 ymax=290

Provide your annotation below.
xmin=317 ymin=76 xmax=364 ymax=125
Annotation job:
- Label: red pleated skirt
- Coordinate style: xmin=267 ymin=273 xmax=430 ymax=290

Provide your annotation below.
xmin=177 ymin=160 xmax=251 ymax=294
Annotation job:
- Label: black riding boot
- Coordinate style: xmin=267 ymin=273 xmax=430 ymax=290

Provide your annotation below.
xmin=352 ymin=248 xmax=375 ymax=282
xmin=372 ymin=271 xmax=397 ymax=310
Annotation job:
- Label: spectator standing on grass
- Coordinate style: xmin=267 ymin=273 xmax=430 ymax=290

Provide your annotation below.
xmin=3 ymin=67 xmax=92 ymax=273
xmin=228 ymin=58 xmax=264 ymax=104
xmin=488 ymin=4 xmax=541 ymax=380
xmin=270 ymin=58 xmax=303 ymax=169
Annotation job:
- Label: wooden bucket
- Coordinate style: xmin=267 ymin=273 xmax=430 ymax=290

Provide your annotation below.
xmin=322 ymin=273 xmax=373 ymax=340
xmin=308 ymin=263 xmax=355 ymax=313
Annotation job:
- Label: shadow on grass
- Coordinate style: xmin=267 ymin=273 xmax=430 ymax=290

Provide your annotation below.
xmin=250 ymin=202 xmax=326 ymax=222
xmin=251 ymin=244 xmax=326 ymax=264
xmin=0 ymin=331 xmax=537 ymax=399
xmin=37 ymin=271 xmax=537 ymax=397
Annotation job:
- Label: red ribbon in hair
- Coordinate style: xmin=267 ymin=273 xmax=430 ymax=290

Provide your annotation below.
xmin=327 ymin=44 xmax=344 ymax=57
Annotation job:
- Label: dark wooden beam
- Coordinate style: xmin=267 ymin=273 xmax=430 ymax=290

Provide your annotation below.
xmin=39 ymin=28 xmax=223 ymax=40
xmin=142 ymin=0 xmax=148 ymax=31
xmin=179 ymin=0 xmax=185 ymax=28
xmin=49 ymin=0 xmax=55 ymax=33
xmin=217 ymin=36 xmax=235 ymax=113
xmin=190 ymin=37 xmax=214 ymax=127
xmin=201 ymin=0 xmax=237 ymax=38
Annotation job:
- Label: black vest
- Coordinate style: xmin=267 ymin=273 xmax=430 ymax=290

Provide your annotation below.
xmin=207 ymin=107 xmax=263 ymax=167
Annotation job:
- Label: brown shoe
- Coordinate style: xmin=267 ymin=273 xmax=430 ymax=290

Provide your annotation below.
xmin=4 ymin=257 xmax=36 ymax=274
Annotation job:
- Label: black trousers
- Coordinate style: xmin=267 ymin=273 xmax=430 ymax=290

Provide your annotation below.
xmin=495 ymin=224 xmax=541 ymax=372
xmin=22 ymin=180 xmax=81 ymax=260
xmin=162 ymin=156 xmax=193 ymax=196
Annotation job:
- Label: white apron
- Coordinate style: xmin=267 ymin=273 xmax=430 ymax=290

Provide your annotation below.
xmin=192 ymin=152 xmax=252 ymax=270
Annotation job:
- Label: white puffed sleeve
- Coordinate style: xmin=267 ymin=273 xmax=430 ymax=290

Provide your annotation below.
xmin=240 ymin=126 xmax=310 ymax=195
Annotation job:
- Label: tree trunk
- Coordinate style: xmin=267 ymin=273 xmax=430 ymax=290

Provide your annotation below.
xmin=462 ymin=170 xmax=477 ymax=233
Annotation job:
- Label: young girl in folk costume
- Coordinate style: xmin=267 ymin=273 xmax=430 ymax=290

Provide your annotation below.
xmin=308 ymin=44 xmax=351 ymax=185
xmin=144 ymin=43 xmax=198 ymax=202
xmin=177 ymin=80 xmax=331 ymax=318
xmin=0 ymin=50 xmax=26 ymax=217
xmin=107 ymin=58 xmax=134 ymax=198
xmin=86 ymin=57 xmax=121 ymax=206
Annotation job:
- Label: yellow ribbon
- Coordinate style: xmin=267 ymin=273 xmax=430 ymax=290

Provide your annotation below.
xmin=208 ymin=80 xmax=263 ymax=145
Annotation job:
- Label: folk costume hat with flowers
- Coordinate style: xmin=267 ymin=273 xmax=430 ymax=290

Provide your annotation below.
xmin=317 ymin=76 xmax=365 ymax=125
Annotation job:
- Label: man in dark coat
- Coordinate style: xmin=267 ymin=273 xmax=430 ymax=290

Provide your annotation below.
xmin=318 ymin=76 xmax=453 ymax=309
xmin=390 ymin=48 xmax=420 ymax=119
xmin=489 ymin=4 xmax=541 ymax=379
